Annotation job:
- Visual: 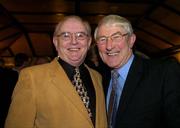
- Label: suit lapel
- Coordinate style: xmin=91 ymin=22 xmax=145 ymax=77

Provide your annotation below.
xmin=48 ymin=58 xmax=92 ymax=125
xmin=86 ymin=65 xmax=107 ymax=128
xmin=117 ymin=56 xmax=144 ymax=118
xmin=102 ymin=65 xmax=111 ymax=97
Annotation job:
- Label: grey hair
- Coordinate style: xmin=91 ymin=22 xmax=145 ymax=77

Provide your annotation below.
xmin=94 ymin=15 xmax=134 ymax=40
xmin=53 ymin=15 xmax=91 ymax=37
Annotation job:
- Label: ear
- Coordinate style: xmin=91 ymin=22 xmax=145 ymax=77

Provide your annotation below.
xmin=129 ymin=33 xmax=136 ymax=48
xmin=53 ymin=37 xmax=58 ymax=51
xmin=87 ymin=36 xmax=92 ymax=49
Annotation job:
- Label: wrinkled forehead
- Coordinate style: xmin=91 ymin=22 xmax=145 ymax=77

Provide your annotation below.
xmin=59 ymin=18 xmax=87 ymax=33
xmin=100 ymin=22 xmax=124 ymax=30
xmin=98 ymin=23 xmax=126 ymax=34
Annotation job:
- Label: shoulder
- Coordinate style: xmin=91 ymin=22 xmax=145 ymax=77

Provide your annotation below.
xmin=136 ymin=56 xmax=180 ymax=76
xmin=20 ymin=58 xmax=59 ymax=73
xmin=148 ymin=57 xmax=179 ymax=70
xmin=20 ymin=63 xmax=49 ymax=73
xmin=132 ymin=55 xmax=180 ymax=76
xmin=18 ymin=59 xmax=59 ymax=79
xmin=135 ymin=55 xmax=178 ymax=67
xmin=158 ymin=57 xmax=180 ymax=75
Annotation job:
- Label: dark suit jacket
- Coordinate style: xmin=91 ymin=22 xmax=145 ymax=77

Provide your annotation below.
xmin=104 ymin=55 xmax=180 ymax=128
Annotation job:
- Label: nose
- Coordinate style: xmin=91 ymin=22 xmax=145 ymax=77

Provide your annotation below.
xmin=106 ymin=37 xmax=113 ymax=51
xmin=71 ymin=34 xmax=78 ymax=45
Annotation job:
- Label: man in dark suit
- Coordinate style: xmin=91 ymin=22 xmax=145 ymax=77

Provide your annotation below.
xmin=94 ymin=14 xmax=180 ymax=128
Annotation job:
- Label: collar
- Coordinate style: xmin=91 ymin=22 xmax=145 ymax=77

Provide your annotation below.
xmin=57 ymin=57 xmax=85 ymax=80
xmin=117 ymin=54 xmax=134 ymax=80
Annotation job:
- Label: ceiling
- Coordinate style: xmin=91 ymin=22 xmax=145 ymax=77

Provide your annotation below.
xmin=0 ymin=0 xmax=180 ymax=59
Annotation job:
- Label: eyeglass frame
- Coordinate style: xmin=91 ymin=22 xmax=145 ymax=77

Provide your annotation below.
xmin=56 ymin=32 xmax=89 ymax=42
xmin=96 ymin=31 xmax=129 ymax=45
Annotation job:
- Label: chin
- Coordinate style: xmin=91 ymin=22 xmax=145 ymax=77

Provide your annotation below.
xmin=107 ymin=62 xmax=119 ymax=68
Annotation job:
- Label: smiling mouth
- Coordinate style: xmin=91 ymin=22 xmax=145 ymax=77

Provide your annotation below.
xmin=68 ymin=48 xmax=80 ymax=51
xmin=107 ymin=52 xmax=118 ymax=56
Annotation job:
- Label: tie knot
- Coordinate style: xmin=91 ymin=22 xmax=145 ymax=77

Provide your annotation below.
xmin=75 ymin=67 xmax=79 ymax=72
xmin=73 ymin=67 xmax=81 ymax=80
xmin=75 ymin=67 xmax=80 ymax=74
xmin=111 ymin=70 xmax=119 ymax=79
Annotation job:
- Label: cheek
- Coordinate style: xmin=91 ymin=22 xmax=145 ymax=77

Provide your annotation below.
xmin=82 ymin=43 xmax=89 ymax=49
xmin=58 ymin=42 xmax=68 ymax=50
xmin=83 ymin=40 xmax=91 ymax=48
xmin=117 ymin=41 xmax=130 ymax=51
xmin=57 ymin=43 xmax=68 ymax=55
xmin=97 ymin=45 xmax=106 ymax=53
xmin=118 ymin=41 xmax=126 ymax=48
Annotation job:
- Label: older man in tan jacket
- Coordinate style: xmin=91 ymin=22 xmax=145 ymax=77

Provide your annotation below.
xmin=5 ymin=15 xmax=107 ymax=128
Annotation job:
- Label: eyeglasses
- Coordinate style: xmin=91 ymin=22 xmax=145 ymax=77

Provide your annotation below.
xmin=56 ymin=32 xmax=89 ymax=41
xmin=96 ymin=31 xmax=129 ymax=45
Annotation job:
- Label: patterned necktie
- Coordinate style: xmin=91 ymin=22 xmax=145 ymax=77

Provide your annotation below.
xmin=108 ymin=70 xmax=119 ymax=128
xmin=72 ymin=67 xmax=92 ymax=118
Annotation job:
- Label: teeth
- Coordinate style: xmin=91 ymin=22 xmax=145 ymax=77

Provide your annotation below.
xmin=107 ymin=52 xmax=118 ymax=56
xmin=69 ymin=48 xmax=79 ymax=51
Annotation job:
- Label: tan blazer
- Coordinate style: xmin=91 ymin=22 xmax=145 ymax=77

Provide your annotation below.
xmin=5 ymin=58 xmax=107 ymax=128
